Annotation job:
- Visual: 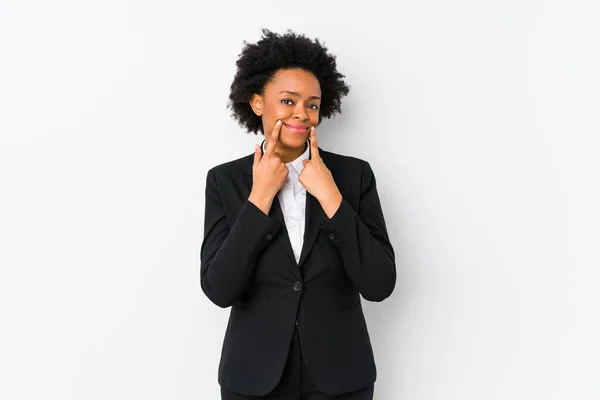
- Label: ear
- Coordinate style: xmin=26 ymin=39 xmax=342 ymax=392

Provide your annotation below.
xmin=249 ymin=94 xmax=264 ymax=116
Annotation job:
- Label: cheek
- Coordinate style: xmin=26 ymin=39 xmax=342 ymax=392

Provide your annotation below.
xmin=264 ymin=103 xmax=289 ymax=118
xmin=310 ymin=111 xmax=320 ymax=124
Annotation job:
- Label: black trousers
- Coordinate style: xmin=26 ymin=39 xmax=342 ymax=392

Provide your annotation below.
xmin=221 ymin=326 xmax=374 ymax=400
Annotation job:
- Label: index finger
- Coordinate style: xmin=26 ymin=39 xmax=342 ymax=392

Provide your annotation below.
xmin=310 ymin=126 xmax=319 ymax=158
xmin=265 ymin=120 xmax=282 ymax=155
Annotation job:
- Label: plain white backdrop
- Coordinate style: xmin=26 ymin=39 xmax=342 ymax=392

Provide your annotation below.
xmin=1 ymin=1 xmax=599 ymax=399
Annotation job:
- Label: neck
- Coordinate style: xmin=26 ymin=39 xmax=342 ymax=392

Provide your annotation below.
xmin=279 ymin=147 xmax=304 ymax=163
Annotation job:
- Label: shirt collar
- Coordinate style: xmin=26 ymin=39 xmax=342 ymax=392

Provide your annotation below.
xmin=261 ymin=139 xmax=311 ymax=175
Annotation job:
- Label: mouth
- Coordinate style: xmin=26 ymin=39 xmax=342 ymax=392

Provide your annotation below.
xmin=283 ymin=123 xmax=309 ymax=134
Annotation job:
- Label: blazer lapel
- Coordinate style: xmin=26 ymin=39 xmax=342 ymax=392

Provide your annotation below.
xmin=297 ymin=191 xmax=326 ymax=268
xmin=297 ymin=141 xmax=327 ymax=268
xmin=270 ymin=195 xmax=299 ymax=268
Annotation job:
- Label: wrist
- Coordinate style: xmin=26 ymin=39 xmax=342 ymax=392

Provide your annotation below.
xmin=320 ymin=191 xmax=343 ymax=219
xmin=248 ymin=190 xmax=274 ymax=215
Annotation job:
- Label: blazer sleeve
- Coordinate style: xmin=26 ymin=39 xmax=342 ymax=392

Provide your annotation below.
xmin=320 ymin=161 xmax=396 ymax=302
xmin=200 ymin=167 xmax=283 ymax=308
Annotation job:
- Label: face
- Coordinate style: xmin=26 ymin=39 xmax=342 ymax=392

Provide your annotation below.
xmin=250 ymin=68 xmax=321 ymax=150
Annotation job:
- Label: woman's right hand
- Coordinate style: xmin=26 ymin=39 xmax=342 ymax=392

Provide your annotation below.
xmin=248 ymin=120 xmax=288 ymax=215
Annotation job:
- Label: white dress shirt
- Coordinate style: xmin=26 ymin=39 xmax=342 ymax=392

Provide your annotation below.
xmin=262 ymin=140 xmax=310 ymax=264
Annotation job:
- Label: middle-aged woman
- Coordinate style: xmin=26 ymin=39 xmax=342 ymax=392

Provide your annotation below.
xmin=201 ymin=29 xmax=396 ymax=400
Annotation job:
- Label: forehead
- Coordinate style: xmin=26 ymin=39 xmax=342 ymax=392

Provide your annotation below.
xmin=264 ymin=68 xmax=321 ymax=96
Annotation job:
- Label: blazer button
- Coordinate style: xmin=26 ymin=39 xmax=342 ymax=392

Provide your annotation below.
xmin=265 ymin=233 xmax=273 ymax=240
xmin=293 ymin=282 xmax=302 ymax=292
xmin=328 ymin=233 xmax=336 ymax=240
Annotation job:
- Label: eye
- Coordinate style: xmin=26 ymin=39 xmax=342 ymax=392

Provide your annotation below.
xmin=308 ymin=104 xmax=319 ymax=110
xmin=281 ymin=99 xmax=294 ymax=105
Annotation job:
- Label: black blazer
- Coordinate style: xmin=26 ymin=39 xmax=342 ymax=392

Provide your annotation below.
xmin=200 ymin=141 xmax=396 ymax=396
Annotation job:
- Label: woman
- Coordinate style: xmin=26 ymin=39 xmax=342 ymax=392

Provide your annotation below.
xmin=200 ymin=29 xmax=396 ymax=400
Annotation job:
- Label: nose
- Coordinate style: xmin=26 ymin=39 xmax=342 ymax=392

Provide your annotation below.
xmin=293 ymin=102 xmax=309 ymax=121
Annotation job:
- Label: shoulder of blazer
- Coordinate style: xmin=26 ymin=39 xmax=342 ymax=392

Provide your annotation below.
xmin=318 ymin=149 xmax=374 ymax=188
xmin=206 ymin=153 xmax=254 ymax=179
xmin=319 ymin=149 xmax=369 ymax=170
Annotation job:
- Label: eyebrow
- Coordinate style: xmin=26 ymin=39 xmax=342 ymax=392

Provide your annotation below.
xmin=279 ymin=91 xmax=321 ymax=100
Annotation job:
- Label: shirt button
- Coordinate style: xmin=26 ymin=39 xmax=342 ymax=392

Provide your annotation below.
xmin=265 ymin=233 xmax=273 ymax=240
xmin=293 ymin=282 xmax=302 ymax=292
xmin=328 ymin=233 xmax=336 ymax=240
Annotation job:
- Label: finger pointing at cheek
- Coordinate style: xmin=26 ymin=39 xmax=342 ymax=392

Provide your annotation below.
xmin=310 ymin=126 xmax=320 ymax=160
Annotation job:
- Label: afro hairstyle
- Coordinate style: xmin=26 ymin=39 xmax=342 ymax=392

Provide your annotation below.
xmin=228 ymin=29 xmax=350 ymax=134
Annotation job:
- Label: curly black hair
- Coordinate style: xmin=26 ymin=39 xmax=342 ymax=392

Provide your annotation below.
xmin=228 ymin=29 xmax=350 ymax=134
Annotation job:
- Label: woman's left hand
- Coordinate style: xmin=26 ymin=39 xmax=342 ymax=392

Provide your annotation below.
xmin=299 ymin=126 xmax=343 ymax=218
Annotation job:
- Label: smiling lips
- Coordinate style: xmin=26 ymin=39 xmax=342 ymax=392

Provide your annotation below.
xmin=283 ymin=123 xmax=309 ymax=133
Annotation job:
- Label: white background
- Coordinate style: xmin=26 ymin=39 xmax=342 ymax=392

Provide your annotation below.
xmin=1 ymin=1 xmax=599 ymax=399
